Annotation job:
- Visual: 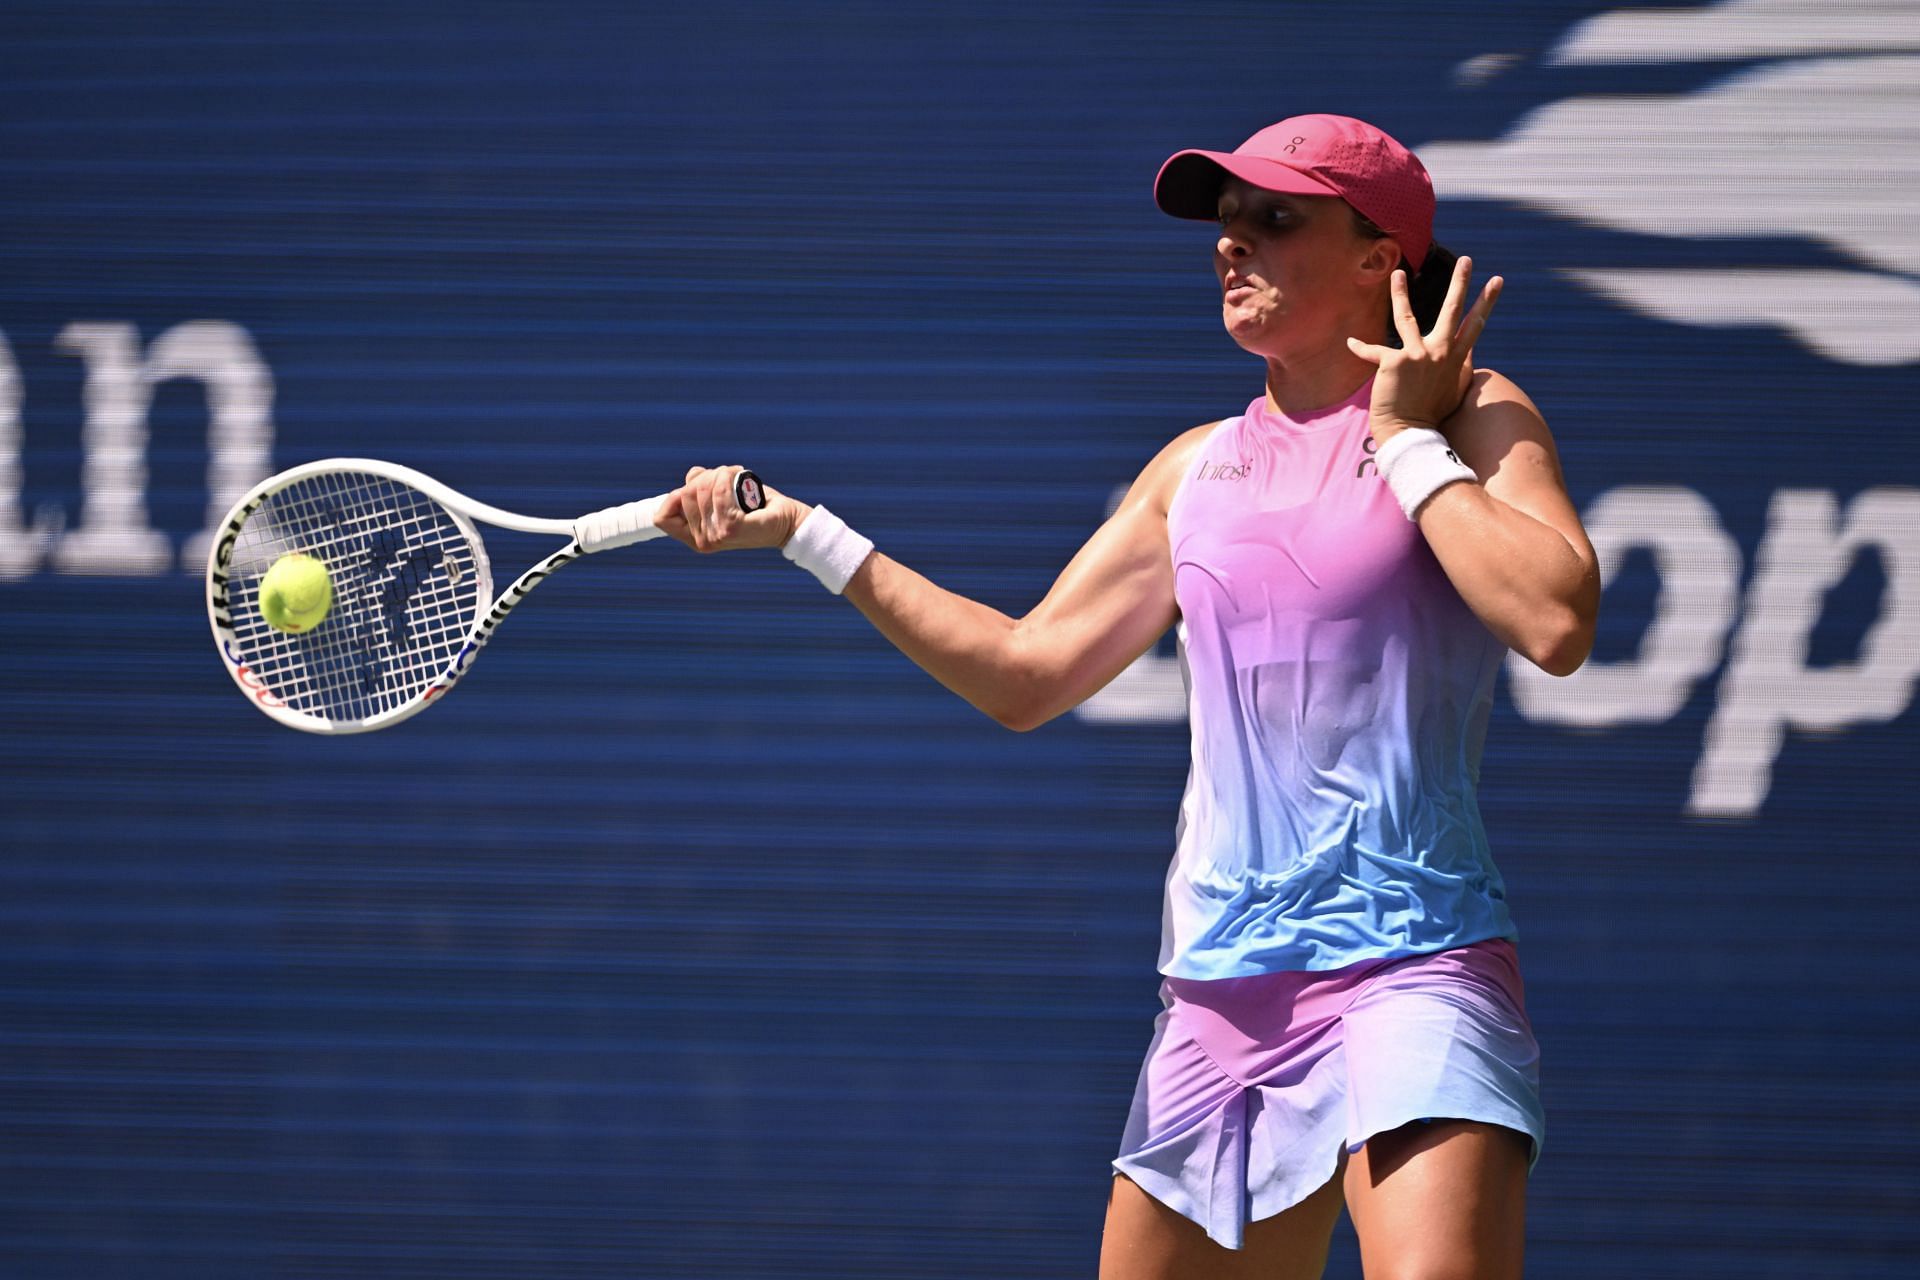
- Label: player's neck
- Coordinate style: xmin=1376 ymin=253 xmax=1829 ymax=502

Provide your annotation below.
xmin=1263 ymin=347 xmax=1374 ymax=418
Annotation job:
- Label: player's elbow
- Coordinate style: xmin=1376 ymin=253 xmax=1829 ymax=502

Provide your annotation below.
xmin=996 ymin=660 xmax=1082 ymax=732
xmin=1518 ymin=603 xmax=1594 ymax=677
xmin=987 ymin=623 xmax=1057 ymax=731
xmin=988 ymin=691 xmax=1056 ymax=733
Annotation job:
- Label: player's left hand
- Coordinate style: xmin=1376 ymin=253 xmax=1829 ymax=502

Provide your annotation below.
xmin=1346 ymin=255 xmax=1502 ymax=445
xmin=657 ymin=464 xmax=812 ymax=553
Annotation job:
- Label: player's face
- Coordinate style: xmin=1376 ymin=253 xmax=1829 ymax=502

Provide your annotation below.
xmin=1213 ymin=179 xmax=1392 ymax=356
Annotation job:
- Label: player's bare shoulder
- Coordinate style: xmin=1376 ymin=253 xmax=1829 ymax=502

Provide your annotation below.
xmin=1443 ymin=368 xmax=1560 ymax=479
xmin=1134 ymin=420 xmax=1225 ymax=518
xmin=1462 ymin=368 xmax=1544 ymax=418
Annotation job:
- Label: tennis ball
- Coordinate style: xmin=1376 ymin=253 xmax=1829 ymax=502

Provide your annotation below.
xmin=258 ymin=553 xmax=334 ymax=634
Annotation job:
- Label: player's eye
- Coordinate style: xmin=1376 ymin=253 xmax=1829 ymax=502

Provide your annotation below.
xmin=1217 ymin=205 xmax=1293 ymax=229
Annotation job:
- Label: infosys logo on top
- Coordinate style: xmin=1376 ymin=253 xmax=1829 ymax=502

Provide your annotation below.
xmin=1195 ymin=458 xmax=1255 ymax=482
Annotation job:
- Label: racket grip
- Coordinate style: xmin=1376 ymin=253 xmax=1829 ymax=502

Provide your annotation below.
xmin=575 ymin=496 xmax=669 ymax=553
xmin=574 ymin=470 xmax=766 ymax=553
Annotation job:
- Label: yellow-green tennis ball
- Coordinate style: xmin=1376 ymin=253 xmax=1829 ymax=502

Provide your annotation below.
xmin=258 ymin=553 xmax=334 ymax=634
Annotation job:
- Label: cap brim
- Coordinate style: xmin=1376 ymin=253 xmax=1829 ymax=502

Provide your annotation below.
xmin=1153 ymin=149 xmax=1342 ymax=219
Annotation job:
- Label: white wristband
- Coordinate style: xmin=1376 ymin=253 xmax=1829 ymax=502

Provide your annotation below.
xmin=781 ymin=504 xmax=874 ymax=594
xmin=1374 ymin=427 xmax=1478 ymax=520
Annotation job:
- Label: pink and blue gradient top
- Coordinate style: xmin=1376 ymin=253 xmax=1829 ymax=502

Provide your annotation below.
xmin=1159 ymin=381 xmax=1517 ymax=979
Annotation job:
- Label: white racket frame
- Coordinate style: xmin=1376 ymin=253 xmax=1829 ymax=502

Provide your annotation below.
xmin=207 ymin=457 xmax=676 ymax=734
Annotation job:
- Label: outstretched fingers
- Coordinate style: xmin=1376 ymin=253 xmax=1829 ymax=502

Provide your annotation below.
xmin=1454 ymin=274 xmax=1504 ymax=354
xmin=1431 ymin=255 xmax=1474 ymax=345
xmin=1389 ymin=269 xmax=1424 ymax=350
xmin=1346 ymin=335 xmax=1390 ymax=365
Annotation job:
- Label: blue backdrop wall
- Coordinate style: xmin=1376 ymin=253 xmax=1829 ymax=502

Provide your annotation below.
xmin=3 ymin=3 xmax=1917 ymax=1277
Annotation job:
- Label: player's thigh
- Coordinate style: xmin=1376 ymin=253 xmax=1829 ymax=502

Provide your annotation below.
xmin=1342 ymin=1118 xmax=1529 ymax=1280
xmin=1099 ymin=1167 xmax=1346 ymax=1280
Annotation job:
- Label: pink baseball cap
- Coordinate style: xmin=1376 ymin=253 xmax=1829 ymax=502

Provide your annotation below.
xmin=1154 ymin=114 xmax=1435 ymax=271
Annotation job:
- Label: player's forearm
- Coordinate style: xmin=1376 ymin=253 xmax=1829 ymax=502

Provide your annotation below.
xmin=1416 ymin=483 xmax=1599 ymax=675
xmin=838 ymin=550 xmax=1033 ymax=727
xmin=767 ymin=487 xmax=1181 ymax=732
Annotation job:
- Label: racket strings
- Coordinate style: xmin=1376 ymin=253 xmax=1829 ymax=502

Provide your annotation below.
xmin=226 ymin=471 xmax=487 ymax=723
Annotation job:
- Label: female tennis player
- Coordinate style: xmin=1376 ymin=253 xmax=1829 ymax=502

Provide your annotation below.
xmin=658 ymin=114 xmax=1598 ymax=1280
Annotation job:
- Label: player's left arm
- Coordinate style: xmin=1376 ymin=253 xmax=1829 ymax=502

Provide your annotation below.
xmin=1418 ymin=369 xmax=1599 ymax=675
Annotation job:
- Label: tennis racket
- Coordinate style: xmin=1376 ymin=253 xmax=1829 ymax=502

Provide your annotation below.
xmin=206 ymin=458 xmax=764 ymax=733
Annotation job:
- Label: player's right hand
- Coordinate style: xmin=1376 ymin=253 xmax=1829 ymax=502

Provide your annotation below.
xmin=657 ymin=465 xmax=812 ymax=554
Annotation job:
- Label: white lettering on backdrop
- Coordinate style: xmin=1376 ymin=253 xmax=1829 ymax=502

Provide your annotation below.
xmin=0 ymin=322 xmax=275 ymax=579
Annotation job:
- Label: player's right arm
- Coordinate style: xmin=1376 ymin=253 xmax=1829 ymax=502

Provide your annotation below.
xmin=664 ymin=424 xmax=1213 ymax=731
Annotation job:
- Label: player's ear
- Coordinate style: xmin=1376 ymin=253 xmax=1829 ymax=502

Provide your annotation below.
xmin=1358 ymin=236 xmax=1401 ymax=282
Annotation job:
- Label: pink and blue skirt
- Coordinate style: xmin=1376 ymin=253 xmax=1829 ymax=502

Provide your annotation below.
xmin=1111 ymin=938 xmax=1544 ymax=1250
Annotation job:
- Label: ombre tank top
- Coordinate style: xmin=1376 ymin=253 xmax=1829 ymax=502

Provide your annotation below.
xmin=1159 ymin=380 xmax=1517 ymax=979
